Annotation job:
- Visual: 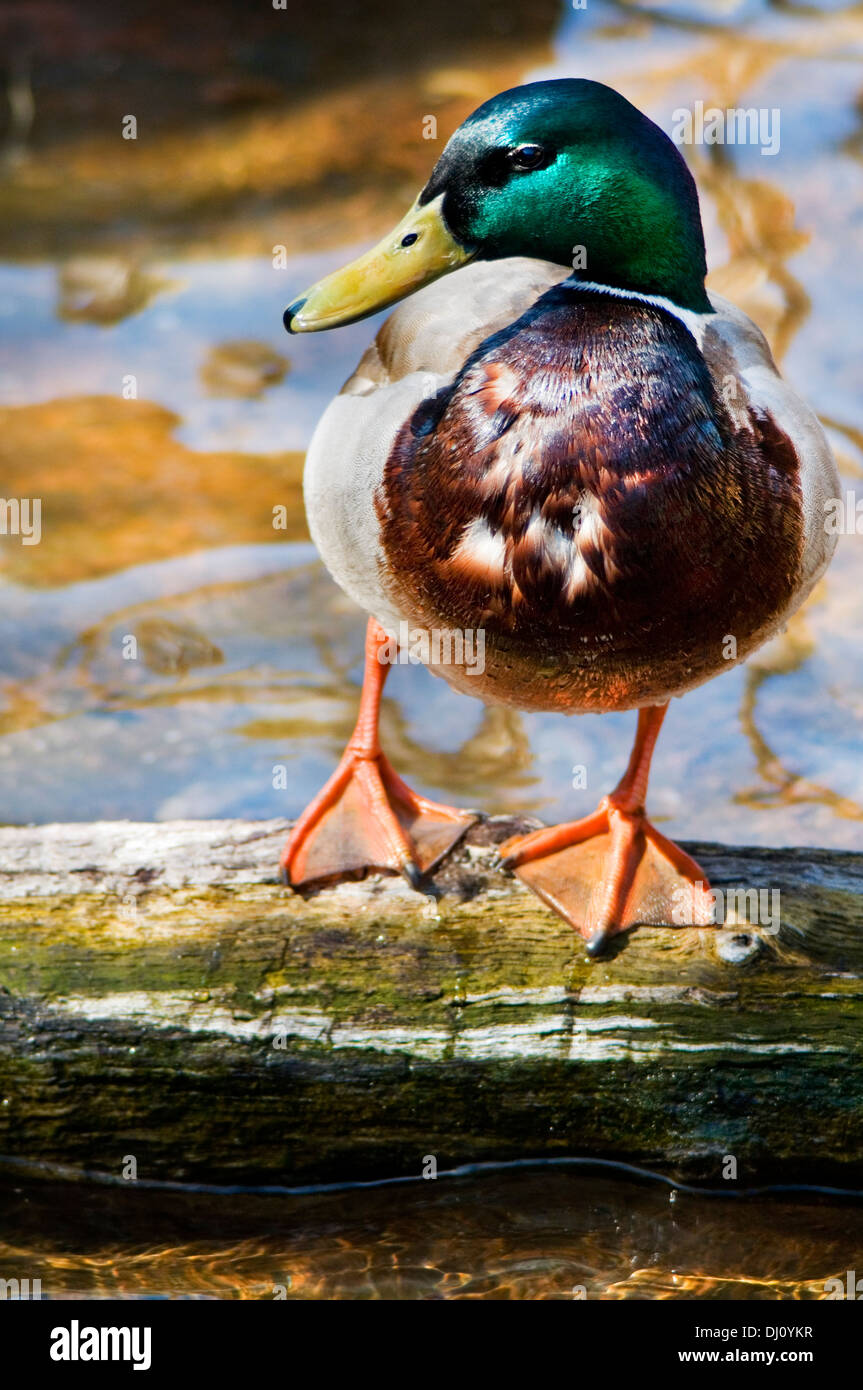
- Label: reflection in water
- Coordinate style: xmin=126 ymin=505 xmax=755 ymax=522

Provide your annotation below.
xmin=1 ymin=1169 xmax=861 ymax=1300
xmin=702 ymin=160 xmax=811 ymax=364
xmin=738 ymin=619 xmax=863 ymax=822
xmin=87 ymin=616 xmax=225 ymax=679
xmin=57 ymin=259 xmax=172 ymax=326
xmin=0 ymin=0 xmax=861 ymax=845
xmin=0 ymin=552 xmax=540 ymax=820
xmin=200 ymin=340 xmax=289 ymax=398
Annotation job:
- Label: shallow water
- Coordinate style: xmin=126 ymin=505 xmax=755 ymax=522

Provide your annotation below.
xmin=0 ymin=0 xmax=862 ymax=1301
xmin=0 ymin=0 xmax=862 ymax=845
xmin=1 ymin=1167 xmax=861 ymax=1300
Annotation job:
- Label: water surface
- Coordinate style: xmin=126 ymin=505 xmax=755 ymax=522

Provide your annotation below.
xmin=0 ymin=0 xmax=862 ymax=845
xmin=2 ymin=1168 xmax=861 ymax=1300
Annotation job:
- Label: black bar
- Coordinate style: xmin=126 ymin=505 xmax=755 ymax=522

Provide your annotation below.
xmin=5 ymin=1296 xmax=859 ymax=1377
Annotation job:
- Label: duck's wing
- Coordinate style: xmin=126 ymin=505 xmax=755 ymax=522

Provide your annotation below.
xmin=699 ymin=292 xmax=839 ymax=603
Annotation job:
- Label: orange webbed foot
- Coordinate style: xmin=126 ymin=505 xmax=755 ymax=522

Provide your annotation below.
xmin=281 ymin=616 xmax=476 ymax=891
xmin=281 ymin=747 xmax=476 ymax=889
xmin=500 ymin=704 xmax=715 ymax=954
xmin=500 ymin=796 xmax=714 ymax=954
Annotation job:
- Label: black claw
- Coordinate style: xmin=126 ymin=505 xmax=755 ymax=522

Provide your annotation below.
xmin=585 ymin=927 xmax=612 ymax=958
xmin=401 ymin=862 xmax=441 ymax=903
xmin=401 ymin=859 xmax=425 ymax=891
xmin=279 ymin=865 xmax=291 ymax=887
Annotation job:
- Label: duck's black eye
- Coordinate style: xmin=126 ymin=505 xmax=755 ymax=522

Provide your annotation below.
xmin=400 ymin=231 xmax=419 ymax=247
xmin=508 ymin=143 xmax=546 ymax=171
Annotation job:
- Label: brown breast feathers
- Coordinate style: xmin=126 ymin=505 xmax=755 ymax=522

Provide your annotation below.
xmin=375 ymin=284 xmax=804 ymax=711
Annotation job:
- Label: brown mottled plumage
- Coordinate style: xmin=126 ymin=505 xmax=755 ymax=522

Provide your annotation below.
xmin=377 ymin=284 xmax=804 ymax=711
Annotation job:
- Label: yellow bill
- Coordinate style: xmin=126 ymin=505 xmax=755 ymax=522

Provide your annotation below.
xmin=284 ymin=194 xmax=475 ymax=333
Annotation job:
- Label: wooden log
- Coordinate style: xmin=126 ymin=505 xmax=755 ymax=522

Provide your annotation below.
xmin=1 ymin=816 xmax=862 ymax=1188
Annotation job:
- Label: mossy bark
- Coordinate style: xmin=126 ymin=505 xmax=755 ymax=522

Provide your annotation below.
xmin=1 ymin=816 xmax=861 ymax=1187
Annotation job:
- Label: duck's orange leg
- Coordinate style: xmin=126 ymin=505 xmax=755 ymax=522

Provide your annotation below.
xmin=281 ymin=618 xmax=477 ymax=889
xmin=500 ymin=704 xmax=715 ymax=954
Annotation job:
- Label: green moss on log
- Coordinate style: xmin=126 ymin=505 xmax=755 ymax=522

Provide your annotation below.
xmin=0 ymin=819 xmax=862 ymax=1185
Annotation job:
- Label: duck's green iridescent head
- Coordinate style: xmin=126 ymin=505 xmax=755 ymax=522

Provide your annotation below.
xmin=285 ymin=78 xmax=711 ymax=332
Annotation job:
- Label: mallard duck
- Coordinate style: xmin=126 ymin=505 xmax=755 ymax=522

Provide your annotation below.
xmin=280 ymin=78 xmax=838 ymax=953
